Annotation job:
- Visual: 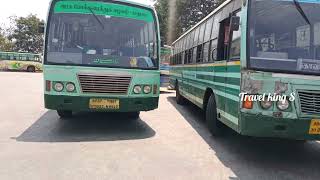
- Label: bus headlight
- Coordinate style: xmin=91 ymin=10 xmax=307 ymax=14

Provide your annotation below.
xmin=143 ymin=85 xmax=151 ymax=94
xmin=133 ymin=85 xmax=142 ymax=94
xmin=66 ymin=83 xmax=75 ymax=92
xmin=260 ymin=99 xmax=273 ymax=109
xmin=277 ymin=99 xmax=290 ymax=111
xmin=54 ymin=82 xmax=64 ymax=92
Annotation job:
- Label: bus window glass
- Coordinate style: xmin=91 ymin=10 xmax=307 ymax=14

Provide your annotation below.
xmin=204 ymin=17 xmax=214 ymax=42
xmin=194 ymin=27 xmax=200 ymax=46
xmin=250 ymin=0 xmax=320 ymax=74
xmin=211 ymin=12 xmax=221 ymax=39
xmin=203 ymin=42 xmax=210 ymax=62
xmin=46 ymin=1 xmax=158 ymax=69
xmin=198 ymin=23 xmax=206 ymax=44
xmin=230 ymin=11 xmax=241 ymax=60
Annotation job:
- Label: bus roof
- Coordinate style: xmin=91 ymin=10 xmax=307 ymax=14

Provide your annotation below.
xmin=172 ymin=0 xmax=233 ymax=45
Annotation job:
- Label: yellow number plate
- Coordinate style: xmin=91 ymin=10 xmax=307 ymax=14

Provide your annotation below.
xmin=89 ymin=99 xmax=120 ymax=110
xmin=309 ymin=119 xmax=320 ymax=135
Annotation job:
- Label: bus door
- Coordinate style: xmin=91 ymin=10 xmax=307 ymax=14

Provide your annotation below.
xmin=215 ymin=18 xmax=230 ymax=116
xmin=225 ymin=11 xmax=241 ymax=127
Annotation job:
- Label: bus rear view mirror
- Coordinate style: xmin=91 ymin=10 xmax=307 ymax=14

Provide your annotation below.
xmin=230 ymin=16 xmax=240 ymax=31
xmin=38 ymin=23 xmax=45 ymax=34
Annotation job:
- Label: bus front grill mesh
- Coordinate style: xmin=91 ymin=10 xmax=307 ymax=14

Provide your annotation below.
xmin=298 ymin=90 xmax=320 ymax=114
xmin=78 ymin=74 xmax=132 ymax=94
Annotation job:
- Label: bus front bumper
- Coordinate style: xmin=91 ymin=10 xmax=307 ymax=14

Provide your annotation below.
xmin=45 ymin=95 xmax=159 ymax=112
xmin=240 ymin=113 xmax=320 ymax=140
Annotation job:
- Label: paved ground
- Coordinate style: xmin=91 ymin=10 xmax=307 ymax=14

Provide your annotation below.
xmin=1 ymin=72 xmax=320 ymax=180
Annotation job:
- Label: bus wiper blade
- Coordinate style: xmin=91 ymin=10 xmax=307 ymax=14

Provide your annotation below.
xmin=293 ymin=0 xmax=311 ymax=25
xmin=88 ymin=8 xmax=105 ymax=29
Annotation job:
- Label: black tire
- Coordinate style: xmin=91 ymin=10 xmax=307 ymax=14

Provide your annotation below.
xmin=27 ymin=66 xmax=35 ymax=72
xmin=176 ymin=82 xmax=186 ymax=105
xmin=206 ymin=94 xmax=223 ymax=136
xmin=57 ymin=110 xmax=73 ymax=118
xmin=127 ymin=112 xmax=140 ymax=119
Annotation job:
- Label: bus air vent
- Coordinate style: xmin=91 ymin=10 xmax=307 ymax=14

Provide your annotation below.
xmin=298 ymin=90 xmax=320 ymax=114
xmin=78 ymin=74 xmax=132 ymax=95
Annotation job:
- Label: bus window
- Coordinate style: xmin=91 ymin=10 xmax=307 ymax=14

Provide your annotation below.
xmin=203 ymin=42 xmax=210 ymax=62
xmin=196 ymin=44 xmax=204 ymax=63
xmin=229 ymin=11 xmax=241 ymax=60
xmin=217 ymin=18 xmax=230 ymax=60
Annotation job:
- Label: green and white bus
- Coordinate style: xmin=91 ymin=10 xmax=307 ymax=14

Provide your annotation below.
xmin=43 ymin=0 xmax=160 ymax=118
xmin=170 ymin=0 xmax=320 ymax=140
xmin=0 ymin=52 xmax=42 ymax=72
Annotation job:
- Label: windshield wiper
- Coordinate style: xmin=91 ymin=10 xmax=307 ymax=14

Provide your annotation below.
xmin=293 ymin=0 xmax=311 ymax=25
xmin=88 ymin=8 xmax=105 ymax=30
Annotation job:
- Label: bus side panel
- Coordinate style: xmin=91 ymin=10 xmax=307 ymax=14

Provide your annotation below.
xmin=224 ymin=63 xmax=241 ymax=131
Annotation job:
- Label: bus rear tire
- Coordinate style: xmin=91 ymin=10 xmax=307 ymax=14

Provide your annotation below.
xmin=27 ymin=66 xmax=35 ymax=72
xmin=57 ymin=110 xmax=73 ymax=118
xmin=206 ymin=94 xmax=223 ymax=136
xmin=176 ymin=82 xmax=186 ymax=105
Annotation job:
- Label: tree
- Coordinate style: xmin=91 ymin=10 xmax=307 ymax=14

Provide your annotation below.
xmin=155 ymin=0 xmax=226 ymax=44
xmin=175 ymin=0 xmax=224 ymax=39
xmin=155 ymin=0 xmax=169 ymax=44
xmin=0 ymin=28 xmax=13 ymax=51
xmin=8 ymin=14 xmax=44 ymax=53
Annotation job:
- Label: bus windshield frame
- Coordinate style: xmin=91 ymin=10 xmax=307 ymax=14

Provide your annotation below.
xmin=248 ymin=0 xmax=320 ymax=75
xmin=44 ymin=0 xmax=160 ymax=70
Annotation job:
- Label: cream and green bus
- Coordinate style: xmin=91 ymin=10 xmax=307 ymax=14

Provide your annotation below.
xmin=170 ymin=0 xmax=320 ymax=140
xmin=0 ymin=52 xmax=42 ymax=72
xmin=42 ymin=0 xmax=160 ymax=118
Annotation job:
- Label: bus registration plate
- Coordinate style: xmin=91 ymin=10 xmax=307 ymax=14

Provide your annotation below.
xmin=89 ymin=99 xmax=120 ymax=110
xmin=309 ymin=119 xmax=320 ymax=135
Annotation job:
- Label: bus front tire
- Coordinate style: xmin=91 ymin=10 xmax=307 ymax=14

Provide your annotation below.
xmin=27 ymin=66 xmax=35 ymax=72
xmin=176 ymin=83 xmax=186 ymax=105
xmin=57 ymin=110 xmax=73 ymax=118
xmin=206 ymin=94 xmax=223 ymax=136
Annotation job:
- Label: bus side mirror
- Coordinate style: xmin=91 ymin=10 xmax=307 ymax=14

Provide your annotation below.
xmin=230 ymin=16 xmax=240 ymax=31
xmin=38 ymin=23 xmax=45 ymax=34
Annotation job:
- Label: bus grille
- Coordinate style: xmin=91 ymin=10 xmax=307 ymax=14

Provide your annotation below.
xmin=298 ymin=90 xmax=320 ymax=114
xmin=78 ymin=74 xmax=132 ymax=94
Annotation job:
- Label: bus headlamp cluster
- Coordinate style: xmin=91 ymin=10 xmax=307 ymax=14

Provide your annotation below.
xmin=133 ymin=85 xmax=152 ymax=94
xmin=277 ymin=99 xmax=290 ymax=111
xmin=260 ymin=99 xmax=273 ymax=109
xmin=143 ymin=85 xmax=152 ymax=94
xmin=66 ymin=83 xmax=76 ymax=92
xmin=53 ymin=82 xmax=76 ymax=92
xmin=54 ymin=82 xmax=64 ymax=92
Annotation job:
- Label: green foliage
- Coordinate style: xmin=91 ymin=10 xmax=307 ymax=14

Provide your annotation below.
xmin=155 ymin=0 xmax=226 ymax=44
xmin=155 ymin=0 xmax=169 ymax=44
xmin=0 ymin=28 xmax=13 ymax=51
xmin=8 ymin=15 xmax=44 ymax=53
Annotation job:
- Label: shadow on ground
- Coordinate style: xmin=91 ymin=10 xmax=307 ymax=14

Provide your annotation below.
xmin=167 ymin=96 xmax=320 ymax=180
xmin=16 ymin=110 xmax=155 ymax=143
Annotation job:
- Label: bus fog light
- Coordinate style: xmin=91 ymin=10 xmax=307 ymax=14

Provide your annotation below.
xmin=260 ymin=100 xmax=273 ymax=109
xmin=66 ymin=83 xmax=75 ymax=92
xmin=133 ymin=85 xmax=142 ymax=94
xmin=277 ymin=99 xmax=289 ymax=111
xmin=54 ymin=82 xmax=64 ymax=92
xmin=143 ymin=85 xmax=151 ymax=94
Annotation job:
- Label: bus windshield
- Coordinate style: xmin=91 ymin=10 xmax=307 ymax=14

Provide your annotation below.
xmin=46 ymin=1 xmax=158 ymax=69
xmin=249 ymin=0 xmax=320 ymax=75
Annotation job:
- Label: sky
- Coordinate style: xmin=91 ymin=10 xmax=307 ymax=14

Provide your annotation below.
xmin=0 ymin=0 xmax=156 ymax=27
xmin=0 ymin=0 xmax=50 ymax=26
